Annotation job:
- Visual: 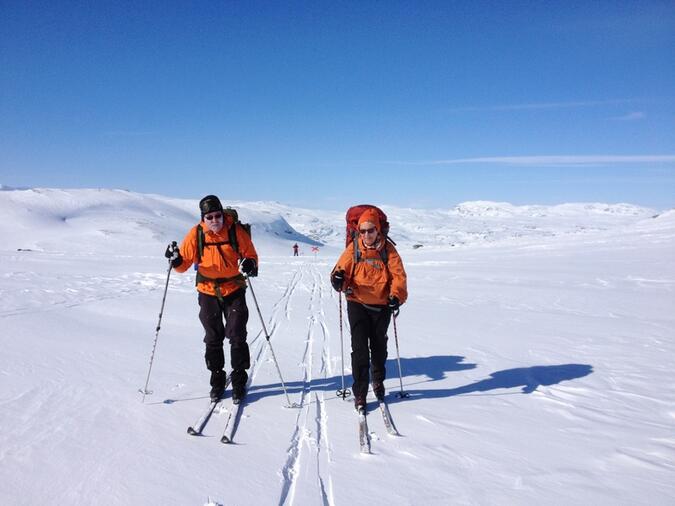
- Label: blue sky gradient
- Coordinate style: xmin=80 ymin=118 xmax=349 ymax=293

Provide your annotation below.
xmin=1 ymin=1 xmax=674 ymax=209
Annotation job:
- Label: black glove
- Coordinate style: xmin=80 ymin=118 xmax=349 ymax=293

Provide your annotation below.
xmin=164 ymin=243 xmax=175 ymax=259
xmin=164 ymin=242 xmax=182 ymax=268
xmin=240 ymin=258 xmax=256 ymax=276
xmin=388 ymin=296 xmax=400 ymax=312
xmin=331 ymin=270 xmax=345 ymax=292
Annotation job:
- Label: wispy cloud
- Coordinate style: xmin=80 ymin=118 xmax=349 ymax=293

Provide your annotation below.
xmin=102 ymin=131 xmax=156 ymax=137
xmin=448 ymin=99 xmax=638 ymax=113
xmin=380 ymin=155 xmax=675 ymax=167
xmin=610 ymin=111 xmax=646 ymax=121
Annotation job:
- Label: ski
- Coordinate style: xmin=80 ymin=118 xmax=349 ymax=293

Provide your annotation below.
xmin=357 ymin=405 xmax=371 ymax=454
xmin=220 ymin=401 xmax=243 ymax=444
xmin=187 ymin=399 xmax=221 ymax=436
xmin=187 ymin=376 xmax=232 ymax=436
xmin=378 ymin=399 xmax=400 ymax=436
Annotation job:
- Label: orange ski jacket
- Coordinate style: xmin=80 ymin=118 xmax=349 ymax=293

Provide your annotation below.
xmin=332 ymin=239 xmax=407 ymax=306
xmin=174 ymin=222 xmax=258 ymax=298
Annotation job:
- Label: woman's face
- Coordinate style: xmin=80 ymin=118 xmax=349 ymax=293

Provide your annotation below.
xmin=359 ymin=221 xmax=379 ymax=247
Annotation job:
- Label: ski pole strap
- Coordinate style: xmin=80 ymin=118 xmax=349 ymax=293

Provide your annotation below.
xmin=195 ymin=271 xmax=246 ymax=301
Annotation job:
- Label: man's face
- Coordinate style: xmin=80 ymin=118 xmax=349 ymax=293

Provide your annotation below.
xmin=203 ymin=211 xmax=224 ymax=233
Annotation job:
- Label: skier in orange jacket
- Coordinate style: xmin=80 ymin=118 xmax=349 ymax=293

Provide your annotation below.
xmin=165 ymin=195 xmax=258 ymax=403
xmin=330 ymin=208 xmax=407 ymax=409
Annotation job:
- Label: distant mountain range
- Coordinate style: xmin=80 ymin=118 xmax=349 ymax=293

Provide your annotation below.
xmin=0 ymin=187 xmax=671 ymax=254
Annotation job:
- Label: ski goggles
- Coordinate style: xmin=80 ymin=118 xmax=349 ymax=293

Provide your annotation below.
xmin=204 ymin=212 xmax=223 ymax=221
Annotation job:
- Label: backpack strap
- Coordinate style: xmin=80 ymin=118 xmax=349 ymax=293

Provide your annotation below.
xmin=352 ymin=234 xmax=360 ymax=263
xmin=196 ymin=225 xmax=236 ymax=265
xmin=196 ymin=226 xmax=204 ymax=264
xmin=228 ymin=223 xmax=240 ymax=258
xmin=350 ymin=233 xmax=360 ymax=283
xmin=230 ymin=222 xmax=259 ymax=276
xmin=380 ymin=239 xmax=390 ymax=264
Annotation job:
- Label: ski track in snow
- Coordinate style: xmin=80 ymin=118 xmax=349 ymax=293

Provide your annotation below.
xmin=230 ymin=269 xmax=305 ymax=439
xmin=212 ymin=268 xmax=306 ymax=445
xmin=278 ymin=264 xmax=335 ymax=506
xmin=251 ymin=267 xmax=304 ymax=377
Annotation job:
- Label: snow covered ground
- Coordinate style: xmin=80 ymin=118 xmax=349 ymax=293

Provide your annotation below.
xmin=1 ymin=188 xmax=674 ymax=505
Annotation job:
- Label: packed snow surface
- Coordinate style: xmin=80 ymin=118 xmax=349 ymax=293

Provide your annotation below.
xmin=1 ymin=188 xmax=673 ymax=505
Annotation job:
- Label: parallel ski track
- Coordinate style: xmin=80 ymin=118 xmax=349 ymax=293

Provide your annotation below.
xmin=278 ymin=264 xmax=334 ymax=506
xmin=249 ymin=268 xmax=303 ymax=377
xmin=214 ymin=268 xmax=304 ymax=441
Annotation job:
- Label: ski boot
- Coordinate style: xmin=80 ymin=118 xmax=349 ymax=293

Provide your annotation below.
xmin=372 ymin=381 xmax=385 ymax=401
xmin=354 ymin=394 xmax=367 ymax=412
xmin=232 ymin=384 xmax=246 ymax=405
xmin=209 ymin=370 xmax=227 ymax=401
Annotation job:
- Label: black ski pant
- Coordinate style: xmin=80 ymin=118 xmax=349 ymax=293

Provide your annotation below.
xmin=347 ymin=300 xmax=391 ymax=399
xmin=198 ymin=289 xmax=250 ymax=389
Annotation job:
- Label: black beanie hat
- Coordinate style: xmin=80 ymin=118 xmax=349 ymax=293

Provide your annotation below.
xmin=199 ymin=195 xmax=223 ymax=218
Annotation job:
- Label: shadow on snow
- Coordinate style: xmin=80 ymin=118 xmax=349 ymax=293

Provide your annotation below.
xmin=244 ymin=355 xmax=593 ymax=405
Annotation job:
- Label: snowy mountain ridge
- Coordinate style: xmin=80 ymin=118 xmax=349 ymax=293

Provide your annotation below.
xmin=0 ymin=187 xmax=666 ymax=254
xmin=452 ymin=200 xmax=654 ymax=217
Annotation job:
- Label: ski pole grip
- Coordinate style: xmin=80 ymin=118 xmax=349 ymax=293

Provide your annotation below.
xmin=169 ymin=241 xmax=179 ymax=261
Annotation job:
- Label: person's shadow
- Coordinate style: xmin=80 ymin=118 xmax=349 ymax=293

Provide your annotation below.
xmin=388 ymin=354 xmax=477 ymax=381
xmin=448 ymin=364 xmax=594 ymax=395
xmin=386 ymin=361 xmax=593 ymax=403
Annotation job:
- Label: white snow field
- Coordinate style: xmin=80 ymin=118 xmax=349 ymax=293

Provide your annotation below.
xmin=1 ymin=188 xmax=674 ymax=505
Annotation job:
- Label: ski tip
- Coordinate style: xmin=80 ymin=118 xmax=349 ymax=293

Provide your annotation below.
xmin=221 ymin=436 xmax=233 ymax=444
xmin=187 ymin=427 xmax=201 ymax=436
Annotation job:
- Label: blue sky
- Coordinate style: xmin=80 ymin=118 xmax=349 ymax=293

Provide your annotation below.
xmin=1 ymin=1 xmax=674 ymax=210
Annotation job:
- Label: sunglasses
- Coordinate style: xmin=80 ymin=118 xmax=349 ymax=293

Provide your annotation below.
xmin=359 ymin=227 xmax=377 ymax=235
xmin=204 ymin=212 xmax=223 ymax=221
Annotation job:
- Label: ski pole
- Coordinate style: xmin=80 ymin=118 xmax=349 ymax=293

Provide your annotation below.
xmin=139 ymin=241 xmax=177 ymax=403
xmin=391 ymin=309 xmax=410 ymax=398
xmin=336 ymin=293 xmax=351 ymax=399
xmin=245 ymin=276 xmax=299 ymax=408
